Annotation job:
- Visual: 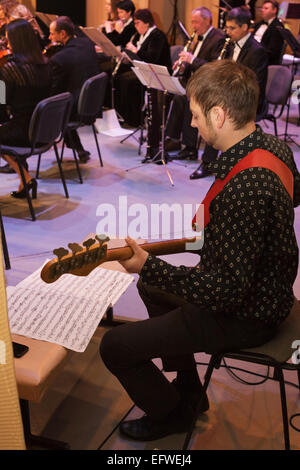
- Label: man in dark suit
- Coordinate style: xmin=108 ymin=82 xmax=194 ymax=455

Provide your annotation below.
xmin=190 ymin=6 xmax=268 ymax=179
xmin=49 ymin=16 xmax=100 ymax=163
xmin=164 ymin=7 xmax=225 ymax=162
xmin=253 ymin=0 xmax=285 ymax=66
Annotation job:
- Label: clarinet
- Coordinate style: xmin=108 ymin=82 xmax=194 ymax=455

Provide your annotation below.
xmin=217 ymin=37 xmax=232 ymax=60
xmin=172 ymin=31 xmax=197 ymax=77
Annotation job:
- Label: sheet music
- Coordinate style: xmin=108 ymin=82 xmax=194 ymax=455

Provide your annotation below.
xmin=132 ymin=60 xmax=186 ymax=96
xmin=7 ymin=265 xmax=134 ymax=352
xmin=81 ymin=27 xmax=123 ymax=59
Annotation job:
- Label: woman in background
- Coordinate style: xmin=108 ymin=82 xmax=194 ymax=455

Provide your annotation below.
xmin=0 ymin=19 xmax=51 ymax=198
xmin=115 ymin=9 xmax=171 ymax=159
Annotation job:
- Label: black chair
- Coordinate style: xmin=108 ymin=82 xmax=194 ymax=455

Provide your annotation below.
xmin=261 ymin=65 xmax=293 ymax=136
xmin=183 ymin=298 xmax=300 ymax=450
xmin=1 ymin=92 xmax=73 ymax=221
xmin=0 ymin=209 xmax=10 ymax=270
xmin=60 ymin=72 xmax=108 ymax=183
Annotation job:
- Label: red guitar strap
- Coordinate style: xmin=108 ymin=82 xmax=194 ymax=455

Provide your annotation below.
xmin=192 ymin=149 xmax=294 ymax=232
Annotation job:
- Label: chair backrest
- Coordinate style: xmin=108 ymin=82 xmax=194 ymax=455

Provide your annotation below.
xmin=170 ymin=45 xmax=184 ymax=66
xmin=77 ymin=72 xmax=108 ymax=119
xmin=28 ymin=92 xmax=73 ymax=148
xmin=266 ymin=65 xmax=293 ymax=106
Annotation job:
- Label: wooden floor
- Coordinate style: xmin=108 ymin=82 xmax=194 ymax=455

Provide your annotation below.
xmin=1 ymin=103 xmax=300 ymax=450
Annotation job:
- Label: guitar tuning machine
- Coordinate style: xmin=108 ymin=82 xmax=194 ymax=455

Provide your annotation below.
xmin=82 ymin=238 xmax=96 ymax=251
xmin=68 ymin=242 xmax=83 ymax=256
xmin=95 ymin=234 xmax=110 ymax=248
xmin=53 ymin=247 xmax=69 ymax=262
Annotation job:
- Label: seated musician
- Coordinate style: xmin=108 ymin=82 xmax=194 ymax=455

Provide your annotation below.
xmin=99 ymin=59 xmax=300 ymax=441
xmin=164 ymin=7 xmax=225 ymax=162
xmin=0 ymin=19 xmax=51 ymax=196
xmin=103 ymin=0 xmax=136 ymax=49
xmin=49 ymin=16 xmax=100 ymax=163
xmin=114 ymin=8 xmax=171 ymax=160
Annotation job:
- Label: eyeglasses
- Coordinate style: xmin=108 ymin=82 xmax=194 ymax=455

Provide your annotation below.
xmin=225 ymin=25 xmax=240 ymax=31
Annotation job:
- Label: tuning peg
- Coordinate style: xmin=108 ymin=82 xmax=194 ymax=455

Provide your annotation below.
xmin=53 ymin=247 xmax=69 ymax=261
xmin=95 ymin=234 xmax=110 ymax=247
xmin=68 ymin=242 xmax=83 ymax=256
xmin=82 ymin=238 xmax=96 ymax=251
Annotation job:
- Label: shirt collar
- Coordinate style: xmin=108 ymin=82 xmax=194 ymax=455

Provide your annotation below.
xmin=208 ymin=125 xmax=264 ymax=179
xmin=201 ymin=26 xmax=213 ymax=42
xmin=124 ymin=17 xmax=133 ymax=28
xmin=235 ymin=32 xmax=251 ymax=50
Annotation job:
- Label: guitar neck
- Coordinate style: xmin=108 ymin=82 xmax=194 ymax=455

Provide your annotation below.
xmin=41 ymin=237 xmax=198 ymax=283
xmin=105 ymin=238 xmax=196 ymax=262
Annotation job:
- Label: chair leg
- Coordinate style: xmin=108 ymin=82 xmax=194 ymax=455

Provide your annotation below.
xmin=54 ymin=144 xmax=69 ymax=199
xmin=276 ymin=367 xmax=290 ymax=450
xmin=65 ymin=130 xmax=83 ymax=183
xmin=72 ymin=148 xmax=83 ymax=184
xmin=92 ymin=124 xmax=103 ymax=167
xmin=19 ymin=399 xmax=70 ymax=450
xmin=182 ymin=353 xmax=221 ymax=450
xmin=0 ymin=210 xmax=10 ymax=269
xmin=35 ymin=154 xmax=41 ymax=179
xmin=17 ymin=158 xmax=36 ymax=221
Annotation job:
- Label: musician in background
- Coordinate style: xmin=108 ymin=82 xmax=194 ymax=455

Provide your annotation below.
xmin=49 ymin=16 xmax=100 ymax=163
xmin=115 ymin=8 xmax=171 ymax=160
xmin=0 ymin=0 xmax=44 ymax=40
xmin=0 ymin=19 xmax=51 ymax=193
xmin=100 ymin=60 xmax=300 ymax=441
xmin=164 ymin=7 xmax=225 ymax=162
xmin=103 ymin=0 xmax=136 ymax=48
xmin=253 ymin=0 xmax=285 ymax=65
xmin=190 ymin=6 xmax=268 ymax=179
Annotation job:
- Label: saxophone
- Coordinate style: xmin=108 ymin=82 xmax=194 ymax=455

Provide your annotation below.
xmin=172 ymin=32 xmax=197 ymax=76
xmin=217 ymin=37 xmax=232 ymax=60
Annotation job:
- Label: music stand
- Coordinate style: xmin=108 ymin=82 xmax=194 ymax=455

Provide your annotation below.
xmin=127 ymin=61 xmax=186 ymax=187
xmin=80 ymin=27 xmax=133 ymax=137
xmin=277 ymin=26 xmax=300 ymax=146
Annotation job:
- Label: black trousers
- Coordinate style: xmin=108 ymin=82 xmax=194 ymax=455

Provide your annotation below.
xmin=166 ymin=95 xmax=198 ymax=148
xmin=100 ymin=281 xmax=276 ymax=420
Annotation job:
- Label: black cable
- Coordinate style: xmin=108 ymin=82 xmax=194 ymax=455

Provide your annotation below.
xmin=196 ymin=360 xmax=300 ymax=433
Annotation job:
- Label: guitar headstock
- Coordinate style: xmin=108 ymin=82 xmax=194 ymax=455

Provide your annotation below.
xmin=41 ymin=234 xmax=110 ymax=283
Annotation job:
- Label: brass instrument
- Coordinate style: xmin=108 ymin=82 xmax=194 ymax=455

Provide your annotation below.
xmin=217 ymin=37 xmax=232 ymax=60
xmin=172 ymin=31 xmax=197 ymax=76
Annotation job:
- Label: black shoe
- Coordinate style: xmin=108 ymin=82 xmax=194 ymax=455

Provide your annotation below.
xmin=119 ymin=411 xmax=190 ymax=441
xmin=155 ymin=151 xmax=169 ymax=165
xmin=173 ymin=147 xmax=198 ymax=161
xmin=141 ymin=147 xmax=160 ymax=163
xmin=10 ymin=178 xmax=37 ymax=199
xmin=164 ymin=138 xmax=181 ymax=152
xmin=190 ymin=162 xmax=212 ymax=179
xmin=77 ymin=150 xmax=91 ymax=163
xmin=0 ymin=163 xmax=16 ymax=174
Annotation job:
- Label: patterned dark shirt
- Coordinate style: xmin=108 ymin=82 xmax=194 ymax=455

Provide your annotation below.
xmin=140 ymin=127 xmax=300 ymax=326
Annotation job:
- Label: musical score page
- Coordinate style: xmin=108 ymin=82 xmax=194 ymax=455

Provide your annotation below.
xmin=7 ymin=265 xmax=134 ymax=352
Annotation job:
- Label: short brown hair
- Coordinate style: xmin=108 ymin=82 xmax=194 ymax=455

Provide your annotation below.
xmin=134 ymin=9 xmax=154 ymax=26
xmin=186 ymin=60 xmax=259 ymax=130
xmin=54 ymin=16 xmax=75 ymax=37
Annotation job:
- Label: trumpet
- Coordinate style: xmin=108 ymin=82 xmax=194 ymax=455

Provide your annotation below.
xmin=217 ymin=37 xmax=232 ymax=60
xmin=172 ymin=31 xmax=197 ymax=76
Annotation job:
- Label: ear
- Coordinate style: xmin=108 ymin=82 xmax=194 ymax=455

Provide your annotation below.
xmin=210 ymin=106 xmax=226 ymax=129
